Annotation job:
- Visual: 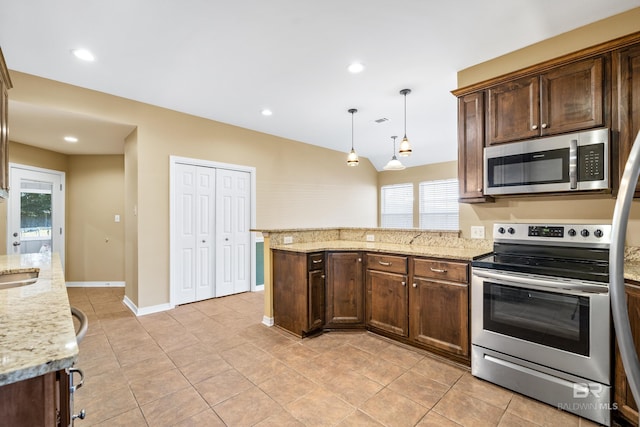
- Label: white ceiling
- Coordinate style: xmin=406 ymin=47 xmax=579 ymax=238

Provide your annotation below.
xmin=1 ymin=1 xmax=639 ymax=168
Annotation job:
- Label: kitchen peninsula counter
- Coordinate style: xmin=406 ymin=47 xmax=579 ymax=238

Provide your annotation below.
xmin=269 ymin=240 xmax=489 ymax=261
xmin=0 ymin=253 xmax=77 ymax=386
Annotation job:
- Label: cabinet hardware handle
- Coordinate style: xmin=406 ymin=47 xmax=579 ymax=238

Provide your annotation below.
xmin=312 ymin=259 xmax=322 ymax=264
xmin=413 ymin=283 xmax=417 ymax=288
xmin=358 ymin=258 xmax=362 ymax=262
xmin=69 ymin=367 xmax=85 ymax=393
xmin=402 ymin=281 xmax=406 ymax=286
xmin=72 ymin=409 xmax=86 ymax=421
xmin=321 ymin=275 xmax=325 ymax=279
xmin=378 ymin=261 xmax=392 ymax=266
xmin=541 ymin=123 xmax=548 ymax=129
xmin=430 ymin=267 xmax=447 ymax=273
xmin=532 ymin=124 xmax=538 ymax=130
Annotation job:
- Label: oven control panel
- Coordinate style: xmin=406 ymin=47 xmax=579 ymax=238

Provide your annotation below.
xmin=493 ymin=223 xmax=611 ymax=247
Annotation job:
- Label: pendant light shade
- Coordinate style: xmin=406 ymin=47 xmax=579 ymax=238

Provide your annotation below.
xmin=383 ymin=136 xmax=406 ymax=171
xmin=346 ymin=108 xmax=359 ymax=167
xmin=399 ymin=89 xmax=412 ymax=157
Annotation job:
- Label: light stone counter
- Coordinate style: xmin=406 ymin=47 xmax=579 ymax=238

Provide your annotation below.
xmin=270 ymin=240 xmax=489 ymax=261
xmin=0 ymin=253 xmax=77 ymax=386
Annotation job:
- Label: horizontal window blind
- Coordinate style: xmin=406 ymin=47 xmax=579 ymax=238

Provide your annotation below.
xmin=419 ymin=179 xmax=459 ymax=230
xmin=381 ymin=183 xmax=413 ymax=228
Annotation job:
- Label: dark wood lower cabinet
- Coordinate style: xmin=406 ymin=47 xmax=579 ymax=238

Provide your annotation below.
xmin=325 ymin=252 xmax=364 ymax=327
xmin=0 ymin=370 xmax=69 ymax=427
xmin=614 ymin=281 xmax=640 ymax=426
xmin=272 ymin=250 xmax=325 ymax=337
xmin=272 ymin=249 xmax=470 ymax=364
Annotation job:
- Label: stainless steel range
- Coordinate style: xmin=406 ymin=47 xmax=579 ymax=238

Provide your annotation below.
xmin=471 ymin=223 xmax=612 ymax=426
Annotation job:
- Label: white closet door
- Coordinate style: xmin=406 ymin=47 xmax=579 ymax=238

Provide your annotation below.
xmin=175 ymin=164 xmax=215 ymax=304
xmin=215 ymin=168 xmax=251 ymax=296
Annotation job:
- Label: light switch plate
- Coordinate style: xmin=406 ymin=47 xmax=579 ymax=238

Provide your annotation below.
xmin=366 ymin=234 xmax=375 ymax=242
xmin=283 ymin=236 xmax=293 ymax=244
xmin=471 ymin=226 xmax=485 ymax=239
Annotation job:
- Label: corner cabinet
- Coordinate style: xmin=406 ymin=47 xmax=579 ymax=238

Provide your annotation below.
xmin=272 ymin=250 xmax=325 ymax=337
xmin=0 ymin=48 xmax=12 ymax=197
xmin=325 ymin=252 xmax=364 ymax=328
xmin=486 ymin=56 xmax=605 ymax=145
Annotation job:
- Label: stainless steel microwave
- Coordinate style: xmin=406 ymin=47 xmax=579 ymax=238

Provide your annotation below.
xmin=484 ymin=128 xmax=609 ymax=196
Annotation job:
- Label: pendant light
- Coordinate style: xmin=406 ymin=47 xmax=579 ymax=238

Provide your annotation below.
xmin=398 ymin=89 xmax=412 ymax=156
xmin=383 ymin=136 xmax=405 ymax=171
xmin=346 ymin=108 xmax=359 ymax=166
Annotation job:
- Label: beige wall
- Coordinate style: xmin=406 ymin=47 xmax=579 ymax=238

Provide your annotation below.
xmin=66 ymin=155 xmax=124 ymax=282
xmin=455 ymin=8 xmax=640 ymax=245
xmin=7 ymin=72 xmax=378 ymax=309
xmin=3 ymin=142 xmax=126 ymax=281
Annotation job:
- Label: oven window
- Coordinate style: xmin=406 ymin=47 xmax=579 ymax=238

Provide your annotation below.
xmin=483 ymin=282 xmax=589 ymax=356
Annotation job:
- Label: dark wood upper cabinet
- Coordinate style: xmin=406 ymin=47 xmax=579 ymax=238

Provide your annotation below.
xmin=487 ymin=56 xmax=605 ymax=146
xmin=458 ymin=91 xmax=492 ymax=203
xmin=0 ymin=48 xmax=11 ymax=197
xmin=613 ymin=43 xmax=640 ymax=197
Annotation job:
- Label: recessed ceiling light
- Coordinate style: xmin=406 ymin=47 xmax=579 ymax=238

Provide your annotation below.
xmin=71 ymin=48 xmax=95 ymax=62
xmin=348 ymin=62 xmax=364 ymax=74
xmin=261 ymin=109 xmax=273 ymax=116
xmin=64 ymin=136 xmax=78 ymax=143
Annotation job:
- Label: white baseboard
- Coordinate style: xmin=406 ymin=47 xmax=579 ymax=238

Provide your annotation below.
xmin=262 ymin=316 xmax=274 ymax=327
xmin=123 ymin=295 xmax=173 ymax=317
xmin=254 ymin=284 xmax=264 ymax=292
xmin=66 ymin=281 xmax=125 ymax=288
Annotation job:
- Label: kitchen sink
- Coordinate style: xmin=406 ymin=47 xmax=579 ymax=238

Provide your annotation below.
xmin=0 ymin=269 xmax=39 ymax=289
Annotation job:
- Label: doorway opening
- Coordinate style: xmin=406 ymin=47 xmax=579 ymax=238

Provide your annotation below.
xmin=7 ymin=164 xmax=66 ymax=267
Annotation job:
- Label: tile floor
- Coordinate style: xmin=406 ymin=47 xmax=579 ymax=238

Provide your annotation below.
xmin=67 ymin=287 xmax=601 ymax=427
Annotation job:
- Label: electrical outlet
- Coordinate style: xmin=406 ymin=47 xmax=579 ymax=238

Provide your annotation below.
xmin=283 ymin=236 xmax=293 ymax=244
xmin=366 ymin=234 xmax=375 ymax=242
xmin=471 ymin=226 xmax=485 ymax=239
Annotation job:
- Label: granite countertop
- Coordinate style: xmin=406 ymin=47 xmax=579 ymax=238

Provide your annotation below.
xmin=270 ymin=240 xmax=489 ymax=261
xmin=625 ymin=261 xmax=640 ymax=283
xmin=0 ymin=253 xmax=78 ymax=386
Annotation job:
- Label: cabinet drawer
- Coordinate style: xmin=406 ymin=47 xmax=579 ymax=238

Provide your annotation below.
xmin=308 ymin=253 xmax=324 ymax=271
xmin=413 ymin=258 xmax=469 ymax=283
xmin=366 ymin=253 xmax=408 ymax=274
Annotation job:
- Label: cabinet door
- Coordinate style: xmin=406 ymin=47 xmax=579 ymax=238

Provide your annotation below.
xmin=366 ymin=270 xmax=408 ymax=337
xmin=487 ymin=76 xmax=540 ymax=145
xmin=614 ymin=44 xmax=640 ymax=198
xmin=409 ymin=277 xmax=469 ymax=357
xmin=307 ymin=269 xmax=325 ymax=332
xmin=614 ymin=282 xmax=640 ymax=425
xmin=326 ymin=252 xmax=364 ymax=327
xmin=540 ymin=56 xmax=604 ymax=136
xmin=0 ymin=371 xmax=58 ymax=426
xmin=272 ymin=250 xmax=307 ymax=336
xmin=458 ymin=92 xmax=492 ymax=202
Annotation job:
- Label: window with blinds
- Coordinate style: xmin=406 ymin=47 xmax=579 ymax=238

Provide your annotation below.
xmin=380 ymin=183 xmax=413 ymax=228
xmin=419 ymin=179 xmax=459 ymax=230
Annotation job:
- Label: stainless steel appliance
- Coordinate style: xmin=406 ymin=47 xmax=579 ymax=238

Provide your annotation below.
xmin=484 ymin=128 xmax=609 ymax=196
xmin=611 ymin=130 xmax=640 ymax=427
xmin=472 ymin=223 xmax=612 ymax=426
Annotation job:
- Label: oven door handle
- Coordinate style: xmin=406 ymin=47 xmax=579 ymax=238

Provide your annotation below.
xmin=472 ymin=269 xmax=608 ymax=295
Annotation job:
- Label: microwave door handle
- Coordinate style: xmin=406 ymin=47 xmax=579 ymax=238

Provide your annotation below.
xmin=569 ymin=139 xmax=578 ymax=189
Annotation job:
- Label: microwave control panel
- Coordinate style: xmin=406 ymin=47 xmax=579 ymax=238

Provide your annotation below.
xmin=578 ymin=143 xmax=604 ymax=181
